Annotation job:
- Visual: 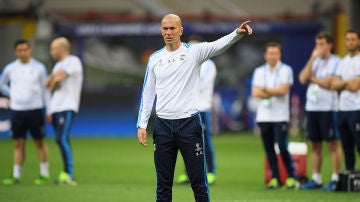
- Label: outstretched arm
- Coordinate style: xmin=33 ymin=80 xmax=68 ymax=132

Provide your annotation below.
xmin=196 ymin=21 xmax=253 ymax=62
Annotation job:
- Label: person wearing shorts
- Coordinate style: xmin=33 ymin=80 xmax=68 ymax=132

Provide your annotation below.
xmin=0 ymin=39 xmax=50 ymax=185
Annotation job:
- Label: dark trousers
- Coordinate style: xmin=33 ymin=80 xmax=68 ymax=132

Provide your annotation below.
xmin=338 ymin=111 xmax=360 ymax=170
xmin=258 ymin=122 xmax=295 ymax=182
xmin=153 ymin=114 xmax=209 ymax=202
xmin=52 ymin=110 xmax=76 ymax=177
xmin=200 ymin=111 xmax=216 ymax=174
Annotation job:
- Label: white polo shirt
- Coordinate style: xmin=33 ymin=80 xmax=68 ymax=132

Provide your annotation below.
xmin=252 ymin=62 xmax=293 ymax=122
xmin=199 ymin=59 xmax=217 ymax=112
xmin=48 ymin=55 xmax=83 ymax=114
xmin=137 ymin=29 xmax=243 ymax=129
xmin=0 ymin=58 xmax=50 ymax=111
xmin=305 ymin=54 xmax=340 ymax=111
xmin=335 ymin=53 xmax=360 ymax=111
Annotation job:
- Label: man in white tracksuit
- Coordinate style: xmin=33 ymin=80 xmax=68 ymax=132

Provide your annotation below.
xmin=137 ymin=14 xmax=252 ymax=201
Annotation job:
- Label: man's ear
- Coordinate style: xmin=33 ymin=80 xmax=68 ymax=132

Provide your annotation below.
xmin=180 ymin=27 xmax=184 ymax=36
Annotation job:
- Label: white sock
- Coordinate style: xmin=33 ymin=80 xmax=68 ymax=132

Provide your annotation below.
xmin=40 ymin=162 xmax=49 ymax=177
xmin=312 ymin=173 xmax=322 ymax=184
xmin=13 ymin=164 xmax=22 ymax=179
xmin=331 ymin=173 xmax=339 ymax=182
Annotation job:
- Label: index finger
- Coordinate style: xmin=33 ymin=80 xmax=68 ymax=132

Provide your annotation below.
xmin=246 ymin=25 xmax=253 ymax=35
xmin=240 ymin=20 xmax=252 ymax=27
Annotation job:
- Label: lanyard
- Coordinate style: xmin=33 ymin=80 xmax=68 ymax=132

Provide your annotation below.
xmin=264 ymin=63 xmax=282 ymax=88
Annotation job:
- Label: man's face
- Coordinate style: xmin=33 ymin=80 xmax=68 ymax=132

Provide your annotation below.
xmin=345 ymin=32 xmax=360 ymax=53
xmin=315 ymin=38 xmax=332 ymax=56
xmin=264 ymin=46 xmax=281 ymax=66
xmin=15 ymin=43 xmax=31 ymax=63
xmin=161 ymin=17 xmax=183 ymax=46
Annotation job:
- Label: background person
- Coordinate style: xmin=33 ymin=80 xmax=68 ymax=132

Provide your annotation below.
xmin=0 ymin=39 xmax=50 ymax=185
xmin=298 ymin=31 xmax=342 ymax=191
xmin=251 ymin=42 xmax=297 ymax=189
xmin=331 ymin=29 xmax=360 ymax=171
xmin=46 ymin=37 xmax=83 ymax=185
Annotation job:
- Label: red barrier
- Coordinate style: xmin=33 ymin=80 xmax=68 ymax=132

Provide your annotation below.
xmin=264 ymin=142 xmax=307 ymax=185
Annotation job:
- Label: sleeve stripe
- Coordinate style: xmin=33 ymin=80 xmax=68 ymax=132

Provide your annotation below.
xmin=136 ymin=64 xmax=150 ymax=128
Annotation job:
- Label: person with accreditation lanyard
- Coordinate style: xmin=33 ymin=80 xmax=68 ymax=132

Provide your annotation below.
xmin=137 ymin=14 xmax=252 ymax=202
xmin=298 ymin=31 xmax=342 ymax=191
xmin=251 ymin=42 xmax=298 ymax=189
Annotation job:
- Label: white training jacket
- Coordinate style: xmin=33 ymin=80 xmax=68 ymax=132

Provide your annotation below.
xmin=198 ymin=59 xmax=217 ymax=112
xmin=335 ymin=53 xmax=360 ymax=111
xmin=48 ymin=55 xmax=83 ymax=114
xmin=0 ymin=58 xmax=50 ymax=112
xmin=252 ymin=62 xmax=293 ymax=122
xmin=137 ymin=29 xmax=243 ymax=129
xmin=305 ymin=54 xmax=340 ymax=111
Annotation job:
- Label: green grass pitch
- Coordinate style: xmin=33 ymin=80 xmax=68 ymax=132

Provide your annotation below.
xmin=0 ymin=133 xmax=359 ymax=202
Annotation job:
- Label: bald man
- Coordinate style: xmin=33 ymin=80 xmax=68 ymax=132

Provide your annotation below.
xmin=46 ymin=37 xmax=83 ymax=185
xmin=137 ymin=14 xmax=252 ymax=201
